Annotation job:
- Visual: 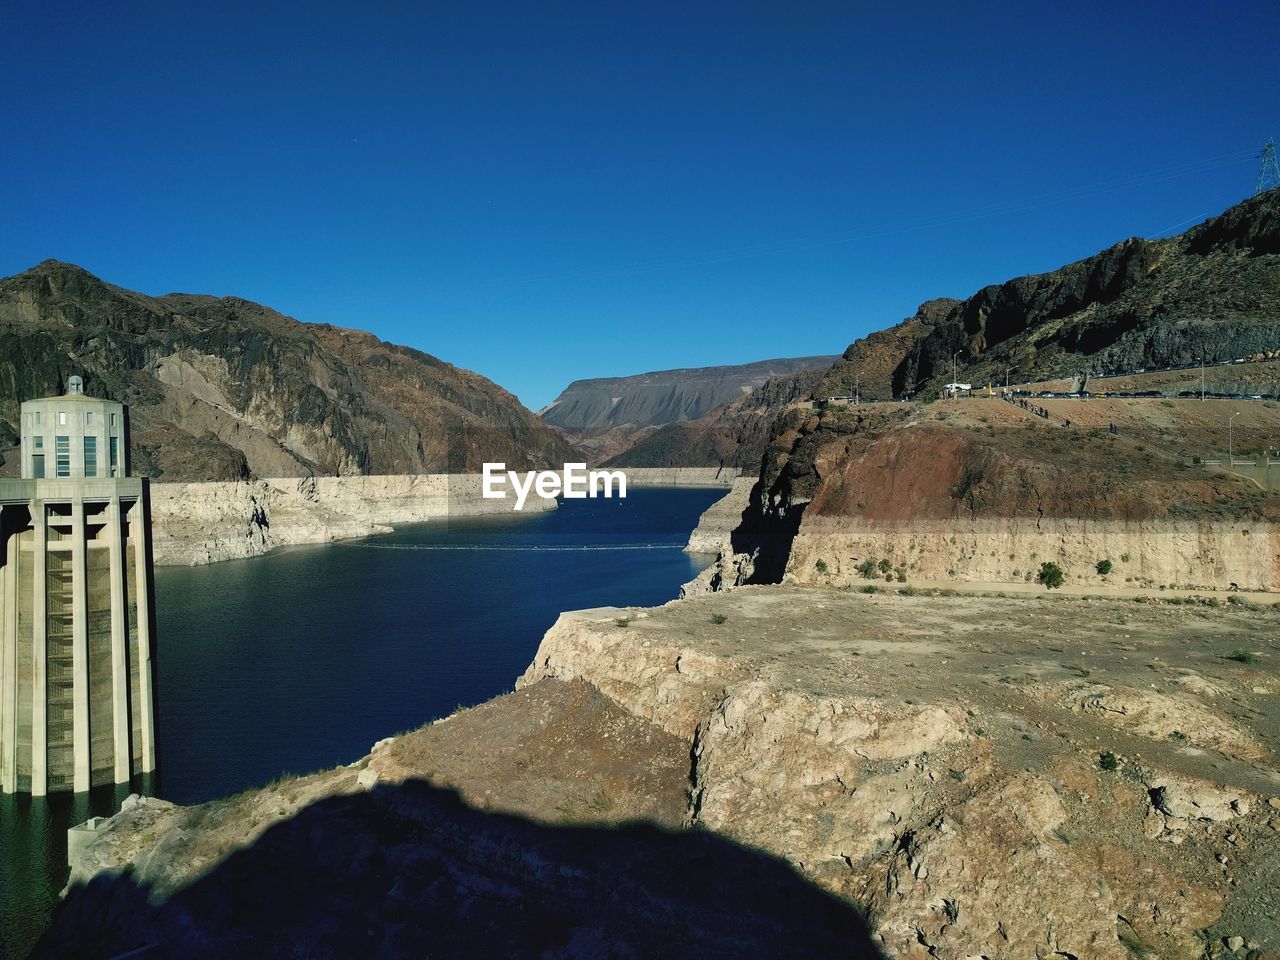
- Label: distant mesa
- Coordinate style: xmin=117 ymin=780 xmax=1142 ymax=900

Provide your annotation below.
xmin=540 ymin=356 xmax=838 ymax=464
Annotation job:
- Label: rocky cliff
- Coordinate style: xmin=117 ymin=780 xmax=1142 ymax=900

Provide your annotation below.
xmin=816 ymin=189 xmax=1280 ymax=401
xmin=148 ymin=474 xmax=556 ymax=566
xmin=689 ymin=396 xmax=1280 ymax=595
xmin=45 ymin=587 xmax=1280 ymax=958
xmin=541 ymin=356 xmax=836 ymax=463
xmin=0 ymin=261 xmax=575 ymax=480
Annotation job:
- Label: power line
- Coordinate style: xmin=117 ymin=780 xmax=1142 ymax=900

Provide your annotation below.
xmin=1257 ymin=139 xmax=1280 ymax=195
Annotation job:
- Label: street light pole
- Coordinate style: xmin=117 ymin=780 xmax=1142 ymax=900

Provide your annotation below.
xmin=1229 ymin=411 xmax=1240 ymax=463
xmin=952 ymin=350 xmax=962 ymax=396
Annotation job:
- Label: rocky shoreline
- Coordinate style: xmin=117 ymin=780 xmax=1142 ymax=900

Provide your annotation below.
xmin=148 ymin=474 xmax=557 ymax=566
xmin=149 ymin=468 xmax=742 ymax=567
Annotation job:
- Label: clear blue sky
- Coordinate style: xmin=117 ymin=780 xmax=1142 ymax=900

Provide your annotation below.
xmin=1 ymin=1 xmax=1273 ymax=409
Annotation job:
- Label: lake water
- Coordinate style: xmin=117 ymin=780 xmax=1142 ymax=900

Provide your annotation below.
xmin=0 ymin=486 xmax=721 ymax=958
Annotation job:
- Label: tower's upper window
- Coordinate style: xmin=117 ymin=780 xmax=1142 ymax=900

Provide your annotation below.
xmin=58 ymin=411 xmax=67 ymax=426
xmin=86 ymin=411 xmax=94 ymax=425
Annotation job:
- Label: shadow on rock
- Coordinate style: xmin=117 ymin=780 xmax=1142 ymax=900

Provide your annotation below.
xmin=34 ymin=779 xmax=885 ymax=959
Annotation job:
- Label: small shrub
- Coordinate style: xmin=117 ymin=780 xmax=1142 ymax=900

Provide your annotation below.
xmin=1226 ymin=649 xmax=1257 ymax=664
xmin=859 ymin=584 xmax=878 ymax=594
xmin=1037 ymin=562 xmax=1065 ymax=589
xmin=1120 ymin=553 xmax=1131 ymax=563
xmin=710 ymin=613 xmax=728 ymax=625
xmin=878 ymin=558 xmax=892 ymax=574
xmin=896 ymin=570 xmax=907 ymax=582
xmin=614 ymin=617 xmax=631 ymax=628
xmin=1096 ymin=559 xmax=1113 ymax=576
xmin=1098 ymin=751 xmax=1119 ymax=771
xmin=856 ymin=558 xmax=879 ymax=579
xmin=815 ymin=558 xmax=829 ymax=575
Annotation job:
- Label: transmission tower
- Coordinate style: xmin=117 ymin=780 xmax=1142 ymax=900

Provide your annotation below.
xmin=1257 ymin=139 xmax=1280 ymax=195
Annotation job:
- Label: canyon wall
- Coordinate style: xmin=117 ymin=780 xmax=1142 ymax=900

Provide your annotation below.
xmin=785 ymin=516 xmax=1280 ymax=592
xmin=148 ymin=474 xmax=554 ymax=566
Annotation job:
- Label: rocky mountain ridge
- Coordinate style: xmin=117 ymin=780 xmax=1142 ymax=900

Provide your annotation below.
xmin=817 ymin=189 xmax=1280 ymax=401
xmin=0 ymin=261 xmax=575 ymax=480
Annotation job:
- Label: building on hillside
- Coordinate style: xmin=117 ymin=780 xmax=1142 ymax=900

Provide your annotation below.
xmin=0 ymin=376 xmax=156 ymax=795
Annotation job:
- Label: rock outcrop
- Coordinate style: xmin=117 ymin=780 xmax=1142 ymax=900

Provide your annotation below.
xmin=719 ymin=398 xmax=1280 ymax=593
xmin=516 ymin=589 xmax=1280 ymax=959
xmin=684 ymin=477 xmax=755 ymax=554
xmin=45 ymin=585 xmax=1280 ymax=958
xmin=0 ymin=261 xmax=575 ymax=480
xmin=149 ymin=473 xmax=555 ymax=565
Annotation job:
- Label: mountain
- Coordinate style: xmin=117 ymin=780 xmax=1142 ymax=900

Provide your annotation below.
xmin=540 ymin=356 xmax=838 ymax=462
xmin=0 ymin=261 xmax=575 ymax=480
xmin=602 ymin=367 xmax=825 ymax=471
xmin=816 ymin=189 xmax=1280 ymax=400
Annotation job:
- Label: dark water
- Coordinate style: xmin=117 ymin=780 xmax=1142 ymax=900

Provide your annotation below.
xmin=0 ymin=487 xmax=720 ymax=958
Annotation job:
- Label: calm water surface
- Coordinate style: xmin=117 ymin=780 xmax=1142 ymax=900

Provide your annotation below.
xmin=0 ymin=487 xmax=720 ymax=957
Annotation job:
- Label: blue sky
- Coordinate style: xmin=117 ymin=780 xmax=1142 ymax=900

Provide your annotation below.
xmin=1 ymin=1 xmax=1273 ymax=409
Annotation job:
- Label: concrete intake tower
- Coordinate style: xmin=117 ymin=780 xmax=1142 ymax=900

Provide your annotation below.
xmin=0 ymin=376 xmax=156 ymax=795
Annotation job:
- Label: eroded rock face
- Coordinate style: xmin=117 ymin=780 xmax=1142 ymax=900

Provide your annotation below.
xmin=48 ymin=588 xmax=1280 ymax=958
xmin=520 ymin=589 xmax=1280 ymax=958
xmin=684 ymin=477 xmax=756 ymax=555
xmin=148 ymin=473 xmax=555 ymax=565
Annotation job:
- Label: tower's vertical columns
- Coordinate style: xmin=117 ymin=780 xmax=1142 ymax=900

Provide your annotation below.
xmin=108 ymin=496 xmax=130 ymax=783
xmin=1 ymin=509 xmax=18 ymax=794
xmin=31 ymin=499 xmax=47 ymax=796
xmin=71 ymin=496 xmax=90 ymax=793
xmin=133 ymin=492 xmax=156 ymax=773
